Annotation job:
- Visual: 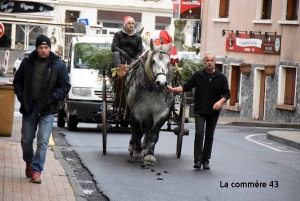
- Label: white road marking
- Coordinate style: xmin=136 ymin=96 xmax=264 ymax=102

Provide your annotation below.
xmin=245 ymin=134 xmax=299 ymax=153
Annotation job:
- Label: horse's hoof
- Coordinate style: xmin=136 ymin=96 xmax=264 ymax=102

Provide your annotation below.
xmin=144 ymin=155 xmax=156 ymax=166
xmin=133 ymin=151 xmax=144 ymax=161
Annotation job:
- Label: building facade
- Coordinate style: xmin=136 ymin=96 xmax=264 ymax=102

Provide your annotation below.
xmin=0 ymin=0 xmax=174 ymax=65
xmin=200 ymin=0 xmax=300 ymax=123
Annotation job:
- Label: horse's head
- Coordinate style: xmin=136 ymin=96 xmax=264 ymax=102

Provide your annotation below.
xmin=145 ymin=39 xmax=172 ymax=90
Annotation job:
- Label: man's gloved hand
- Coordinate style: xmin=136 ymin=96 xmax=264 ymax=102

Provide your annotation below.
xmin=122 ymin=53 xmax=131 ymax=61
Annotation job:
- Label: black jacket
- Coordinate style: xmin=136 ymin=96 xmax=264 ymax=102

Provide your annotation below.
xmin=111 ymin=28 xmax=143 ymax=60
xmin=13 ymin=51 xmax=71 ymax=115
xmin=182 ymin=68 xmax=230 ymax=115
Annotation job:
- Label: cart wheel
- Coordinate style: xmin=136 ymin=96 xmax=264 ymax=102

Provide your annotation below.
xmin=102 ymin=72 xmax=107 ymax=155
xmin=102 ymin=102 xmax=107 ymax=154
xmin=176 ymin=133 xmax=183 ymax=158
xmin=176 ymin=92 xmax=186 ymax=158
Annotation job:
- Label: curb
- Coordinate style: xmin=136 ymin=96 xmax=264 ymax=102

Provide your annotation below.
xmin=266 ymin=134 xmax=300 ymax=150
xmin=228 ymin=121 xmax=300 ymax=129
xmin=52 ymin=146 xmax=87 ymax=201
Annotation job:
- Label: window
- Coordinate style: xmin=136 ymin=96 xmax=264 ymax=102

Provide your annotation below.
xmin=155 ymin=16 xmax=170 ymax=31
xmin=219 ymin=0 xmax=230 ymax=18
xmin=287 ymin=0 xmax=299 ymax=20
xmin=253 ymin=0 xmax=273 ymax=24
xmin=278 ymin=66 xmax=297 ymax=107
xmin=215 ymin=64 xmax=223 ymax=73
xmin=0 ymin=23 xmax=11 ymax=48
xmin=65 ymin=10 xmax=80 ymax=33
xmin=262 ymin=0 xmax=272 ymax=19
xmin=284 ymin=68 xmax=296 ymax=105
xmin=229 ymin=65 xmax=241 ymax=106
xmin=15 ymin=25 xmax=47 ymax=50
xmin=277 ymin=0 xmax=299 ymax=24
xmin=155 ymin=25 xmax=165 ymax=30
xmin=65 ymin=10 xmax=80 ymax=23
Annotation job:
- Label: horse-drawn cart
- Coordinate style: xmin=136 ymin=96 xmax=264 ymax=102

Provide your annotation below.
xmin=98 ymin=41 xmax=189 ymax=162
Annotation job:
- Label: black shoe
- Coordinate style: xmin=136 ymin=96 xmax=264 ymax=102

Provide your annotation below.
xmin=193 ymin=161 xmax=201 ymax=169
xmin=202 ymin=162 xmax=210 ymax=170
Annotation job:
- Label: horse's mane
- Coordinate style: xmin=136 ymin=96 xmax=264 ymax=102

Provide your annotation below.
xmin=145 ymin=50 xmax=155 ymax=81
xmin=145 ymin=44 xmax=170 ymax=81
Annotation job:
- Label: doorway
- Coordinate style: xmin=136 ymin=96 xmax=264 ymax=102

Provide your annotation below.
xmin=253 ymin=68 xmax=266 ymax=120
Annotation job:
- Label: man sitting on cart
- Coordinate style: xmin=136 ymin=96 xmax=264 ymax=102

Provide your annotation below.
xmin=111 ymin=16 xmax=143 ymax=68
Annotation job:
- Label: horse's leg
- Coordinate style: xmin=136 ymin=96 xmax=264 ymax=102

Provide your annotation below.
xmin=142 ymin=130 xmax=149 ymax=156
xmin=143 ymin=118 xmax=166 ymax=166
xmin=129 ymin=116 xmax=144 ymax=161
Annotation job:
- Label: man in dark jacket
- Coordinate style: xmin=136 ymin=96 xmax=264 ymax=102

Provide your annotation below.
xmin=167 ymin=51 xmax=230 ymax=170
xmin=111 ymin=16 xmax=143 ymax=67
xmin=13 ymin=35 xmax=71 ymax=184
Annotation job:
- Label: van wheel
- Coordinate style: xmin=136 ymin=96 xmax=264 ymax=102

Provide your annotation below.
xmin=67 ymin=114 xmax=77 ymax=131
xmin=57 ymin=109 xmax=66 ymax=127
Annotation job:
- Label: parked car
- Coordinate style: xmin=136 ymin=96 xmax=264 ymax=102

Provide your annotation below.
xmin=13 ymin=51 xmax=31 ymax=76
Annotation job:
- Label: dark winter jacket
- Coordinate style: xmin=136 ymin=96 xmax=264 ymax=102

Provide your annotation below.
xmin=182 ymin=68 xmax=230 ymax=116
xmin=111 ymin=28 xmax=143 ymax=60
xmin=13 ymin=50 xmax=71 ymax=115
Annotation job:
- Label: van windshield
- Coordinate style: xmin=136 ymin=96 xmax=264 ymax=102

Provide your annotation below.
xmin=74 ymin=43 xmax=111 ymax=69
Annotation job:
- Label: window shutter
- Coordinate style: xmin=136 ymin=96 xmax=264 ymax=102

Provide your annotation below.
xmin=284 ymin=68 xmax=296 ymax=105
xmin=219 ymin=0 xmax=227 ymax=18
xmin=287 ymin=0 xmax=294 ymax=20
xmin=230 ymin=66 xmax=238 ymax=106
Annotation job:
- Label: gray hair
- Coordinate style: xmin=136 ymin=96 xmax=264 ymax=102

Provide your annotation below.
xmin=203 ymin=51 xmax=216 ymax=61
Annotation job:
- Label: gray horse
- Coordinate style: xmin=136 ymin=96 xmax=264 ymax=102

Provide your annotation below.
xmin=126 ymin=39 xmax=173 ymax=166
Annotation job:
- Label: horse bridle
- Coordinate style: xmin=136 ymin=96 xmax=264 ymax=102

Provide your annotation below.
xmin=149 ymin=49 xmax=171 ymax=81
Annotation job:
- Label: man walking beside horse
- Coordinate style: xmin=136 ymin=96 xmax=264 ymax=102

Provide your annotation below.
xmin=167 ymin=51 xmax=230 ymax=170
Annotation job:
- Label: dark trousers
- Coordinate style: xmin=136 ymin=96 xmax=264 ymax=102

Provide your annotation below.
xmin=194 ymin=113 xmax=219 ymax=163
xmin=112 ymin=52 xmax=133 ymax=67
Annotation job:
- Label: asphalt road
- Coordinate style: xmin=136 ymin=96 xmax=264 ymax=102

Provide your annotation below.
xmin=53 ymin=122 xmax=300 ymax=201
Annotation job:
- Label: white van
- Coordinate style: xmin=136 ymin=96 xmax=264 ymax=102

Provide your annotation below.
xmin=57 ymin=34 xmax=113 ymax=130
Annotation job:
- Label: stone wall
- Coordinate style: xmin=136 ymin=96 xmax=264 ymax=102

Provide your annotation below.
xmin=218 ymin=57 xmax=300 ymax=123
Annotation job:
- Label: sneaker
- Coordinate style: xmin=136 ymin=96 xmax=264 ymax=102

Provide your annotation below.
xmin=202 ymin=162 xmax=210 ymax=170
xmin=25 ymin=163 xmax=32 ymax=178
xmin=193 ymin=161 xmax=201 ymax=169
xmin=30 ymin=172 xmax=42 ymax=184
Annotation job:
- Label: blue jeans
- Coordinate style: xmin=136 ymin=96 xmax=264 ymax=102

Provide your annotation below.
xmin=194 ymin=113 xmax=219 ymax=163
xmin=21 ymin=105 xmax=55 ymax=173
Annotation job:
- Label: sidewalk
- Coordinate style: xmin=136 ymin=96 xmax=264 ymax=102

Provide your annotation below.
xmin=0 ymin=75 xmax=86 ymax=200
